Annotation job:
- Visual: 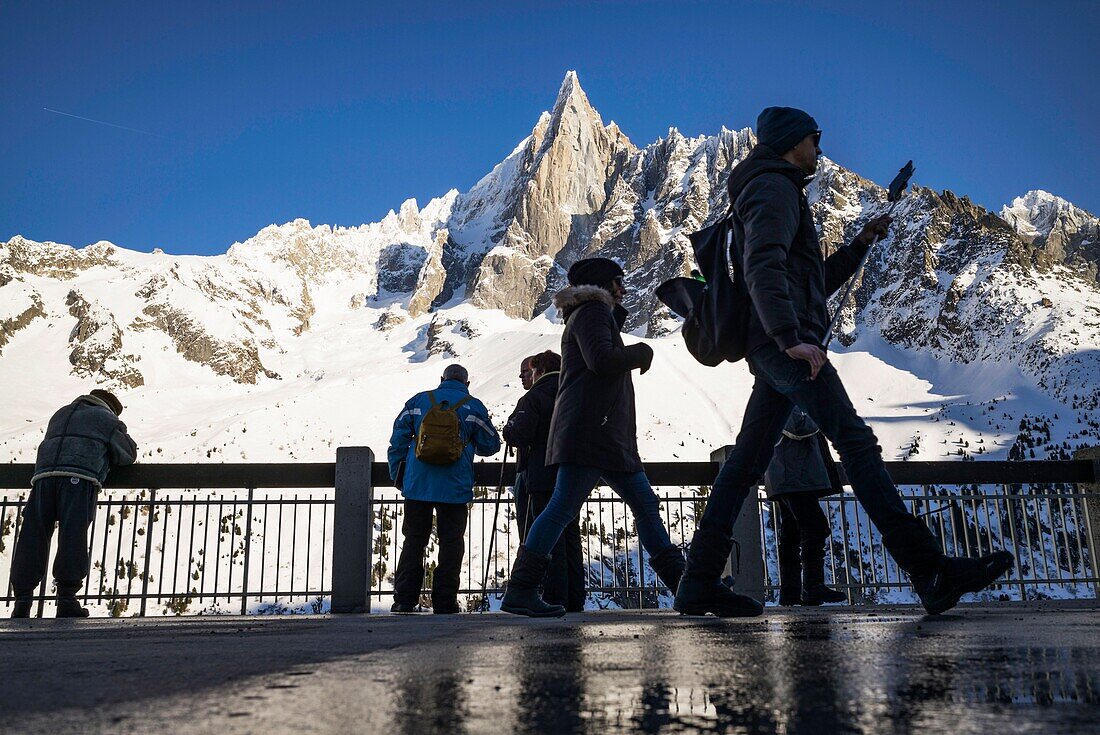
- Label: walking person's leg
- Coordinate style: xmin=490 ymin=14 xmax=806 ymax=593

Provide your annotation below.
xmin=431 ymin=502 xmax=468 ymax=614
xmin=392 ymin=500 xmax=435 ymax=612
xmin=529 ymin=492 xmax=569 ymax=608
xmin=776 ymin=498 xmax=803 ymax=605
xmin=9 ymin=478 xmax=60 ymax=618
xmin=674 ymin=380 xmax=792 ymax=617
xmin=501 ymin=464 xmax=603 ymax=617
xmin=600 ymin=471 xmax=685 ymax=594
xmin=563 ymin=517 xmax=586 ymax=612
xmin=53 ymin=477 xmax=98 ymax=617
xmin=752 ymin=345 xmax=1012 ymax=613
xmin=514 ymin=471 xmax=531 ymax=543
xmin=783 ymin=492 xmax=845 ymax=605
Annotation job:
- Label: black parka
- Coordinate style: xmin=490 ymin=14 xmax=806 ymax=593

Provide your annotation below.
xmin=545 ymin=285 xmax=652 ymax=473
xmin=727 ymin=145 xmax=871 ymax=354
xmin=32 ymin=395 xmax=137 ymax=488
xmin=502 ymin=372 xmax=561 ymax=494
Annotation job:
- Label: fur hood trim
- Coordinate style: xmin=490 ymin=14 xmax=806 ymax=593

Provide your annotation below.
xmin=553 ymin=285 xmax=614 ymax=314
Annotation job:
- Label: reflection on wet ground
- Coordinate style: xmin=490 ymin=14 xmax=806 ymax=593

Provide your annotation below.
xmin=1 ymin=603 xmax=1097 ymax=733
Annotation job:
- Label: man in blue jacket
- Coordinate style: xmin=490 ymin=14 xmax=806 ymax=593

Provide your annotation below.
xmin=387 ymin=364 xmax=501 ymax=614
xmin=10 ymin=389 xmax=138 ymax=618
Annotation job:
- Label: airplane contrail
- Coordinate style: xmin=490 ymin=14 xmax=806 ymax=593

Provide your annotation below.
xmin=43 ymin=107 xmax=168 ymax=139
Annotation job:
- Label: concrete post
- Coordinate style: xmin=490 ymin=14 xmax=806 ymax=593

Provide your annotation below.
xmin=711 ymin=446 xmax=765 ymax=601
xmin=331 ymin=446 xmax=374 ymax=614
xmin=1074 ymin=447 xmax=1100 ymax=582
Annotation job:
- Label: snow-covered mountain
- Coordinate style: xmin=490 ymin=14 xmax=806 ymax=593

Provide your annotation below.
xmin=2 ymin=71 xmax=1099 ymax=466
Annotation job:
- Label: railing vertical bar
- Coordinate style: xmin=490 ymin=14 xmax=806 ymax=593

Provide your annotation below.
xmin=1032 ymin=494 xmax=1051 ymax=588
xmin=305 ymin=492 xmax=314 ymax=610
xmin=157 ymin=491 xmax=171 ymax=604
xmin=839 ymin=494 xmax=852 ymax=594
xmin=1003 ymin=485 xmax=1027 ymax=600
xmin=240 ymin=487 xmax=255 ymax=615
xmin=83 ymin=496 xmax=99 ymax=606
xmin=275 ymin=498 xmax=285 ymax=602
xmin=1055 ymin=490 xmax=1074 ymax=584
xmin=138 ymin=488 xmax=157 ymax=616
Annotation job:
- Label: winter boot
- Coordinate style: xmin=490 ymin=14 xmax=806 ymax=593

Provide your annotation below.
xmin=500 ymin=545 xmax=566 ymax=618
xmin=799 ymin=539 xmax=846 ymax=605
xmin=674 ymin=528 xmax=763 ymax=618
xmin=390 ymin=601 xmax=419 ymax=614
xmin=648 ymin=545 xmax=686 ymax=594
xmin=11 ymin=590 xmax=33 ymax=619
xmin=55 ymin=593 xmax=90 ymax=618
xmin=431 ymin=598 xmax=461 ymax=614
xmin=912 ymin=551 xmax=1014 ymax=615
xmin=776 ymin=541 xmax=803 ymax=606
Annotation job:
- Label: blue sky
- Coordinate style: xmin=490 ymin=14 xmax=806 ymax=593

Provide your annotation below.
xmin=2 ymin=0 xmax=1097 ymax=255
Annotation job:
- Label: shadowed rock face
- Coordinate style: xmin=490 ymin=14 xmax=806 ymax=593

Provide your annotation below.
xmin=65 ymin=290 xmax=144 ymax=388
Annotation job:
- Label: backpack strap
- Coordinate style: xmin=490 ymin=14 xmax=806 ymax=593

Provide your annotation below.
xmin=427 ymin=391 xmax=438 ymax=406
xmin=450 ymin=395 xmax=472 ymax=411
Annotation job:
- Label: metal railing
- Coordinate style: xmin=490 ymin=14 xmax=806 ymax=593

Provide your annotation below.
xmin=1 ymin=450 xmax=1097 ymax=616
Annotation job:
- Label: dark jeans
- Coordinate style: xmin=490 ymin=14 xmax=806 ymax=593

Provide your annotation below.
xmin=516 ymin=480 xmax=585 ymax=612
xmin=393 ymin=499 xmax=469 ymax=607
xmin=10 ymin=476 xmax=98 ymax=595
xmin=525 ymin=464 xmax=677 ymax=563
xmin=699 ymin=343 xmax=943 ymax=576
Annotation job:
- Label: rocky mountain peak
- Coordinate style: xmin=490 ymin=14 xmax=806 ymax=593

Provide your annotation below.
xmin=1002 ymin=190 xmax=1100 ymax=280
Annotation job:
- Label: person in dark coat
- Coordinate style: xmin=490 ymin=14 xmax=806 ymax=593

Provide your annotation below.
xmin=500 ymin=257 xmax=686 ymax=617
xmin=675 ymin=107 xmax=1013 ymax=617
xmin=763 ymin=408 xmax=846 ymax=605
xmin=387 ymin=364 xmax=502 ymax=614
xmin=10 ymin=389 xmax=138 ymax=618
xmin=503 ymin=350 xmax=585 ymax=611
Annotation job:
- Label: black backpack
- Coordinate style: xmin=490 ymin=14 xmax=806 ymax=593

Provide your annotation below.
xmin=656 ymin=213 xmax=751 ymax=366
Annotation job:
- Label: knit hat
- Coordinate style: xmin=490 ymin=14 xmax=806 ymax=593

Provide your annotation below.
xmin=89 ymin=389 xmax=123 ymax=416
xmin=567 ymin=257 xmax=624 ymax=288
xmin=756 ymin=107 xmax=820 ymax=155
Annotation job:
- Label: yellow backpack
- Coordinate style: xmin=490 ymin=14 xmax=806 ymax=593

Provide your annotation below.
xmin=414 ymin=392 xmax=472 ymax=465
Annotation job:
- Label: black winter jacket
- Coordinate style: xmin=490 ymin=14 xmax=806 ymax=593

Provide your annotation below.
xmin=502 ymin=372 xmax=561 ymax=494
xmin=763 ymin=408 xmax=842 ymax=499
xmin=546 ymin=285 xmax=652 ymax=473
xmin=727 ymin=145 xmax=871 ymax=353
xmin=32 ymin=395 xmax=138 ymax=488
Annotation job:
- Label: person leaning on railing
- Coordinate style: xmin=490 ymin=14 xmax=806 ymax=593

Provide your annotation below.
xmin=10 ymin=389 xmax=138 ymax=619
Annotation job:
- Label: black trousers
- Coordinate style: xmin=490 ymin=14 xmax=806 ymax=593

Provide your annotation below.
xmin=776 ymin=491 xmax=831 ymax=588
xmin=700 ymin=343 xmax=943 ymax=577
xmin=10 ymin=476 xmax=98 ymax=596
xmin=516 ymin=479 xmax=586 ymax=612
xmin=393 ymin=499 xmax=468 ymax=606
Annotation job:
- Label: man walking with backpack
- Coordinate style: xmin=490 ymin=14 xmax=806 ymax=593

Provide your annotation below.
xmin=674 ymin=107 xmax=1013 ymax=617
xmin=10 ymin=389 xmax=137 ymax=618
xmin=388 ymin=364 xmax=501 ymax=614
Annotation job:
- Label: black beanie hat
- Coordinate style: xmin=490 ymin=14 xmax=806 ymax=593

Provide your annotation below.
xmin=567 ymin=257 xmax=624 ymax=288
xmin=89 ymin=389 xmax=123 ymax=416
xmin=756 ymin=107 xmax=820 ymax=155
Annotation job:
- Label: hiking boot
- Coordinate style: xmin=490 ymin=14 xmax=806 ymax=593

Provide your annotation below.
xmin=801 ymin=584 xmax=847 ymax=605
xmin=55 ymin=595 xmax=90 ymax=618
xmin=675 ymin=577 xmax=764 ymax=617
xmin=390 ymin=601 xmax=419 ymax=614
xmin=648 ymin=545 xmax=686 ymax=593
xmin=777 ymin=587 xmax=802 ymax=606
xmin=500 ymin=545 xmax=566 ymax=618
xmin=431 ymin=599 xmax=461 ymax=615
xmin=11 ymin=593 xmax=32 ymax=619
xmin=913 ymin=551 xmax=1014 ymax=615
xmin=674 ymin=527 xmax=763 ymax=618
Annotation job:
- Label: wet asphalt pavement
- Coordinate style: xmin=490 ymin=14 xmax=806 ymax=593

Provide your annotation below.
xmin=1 ymin=602 xmax=1098 ymax=734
